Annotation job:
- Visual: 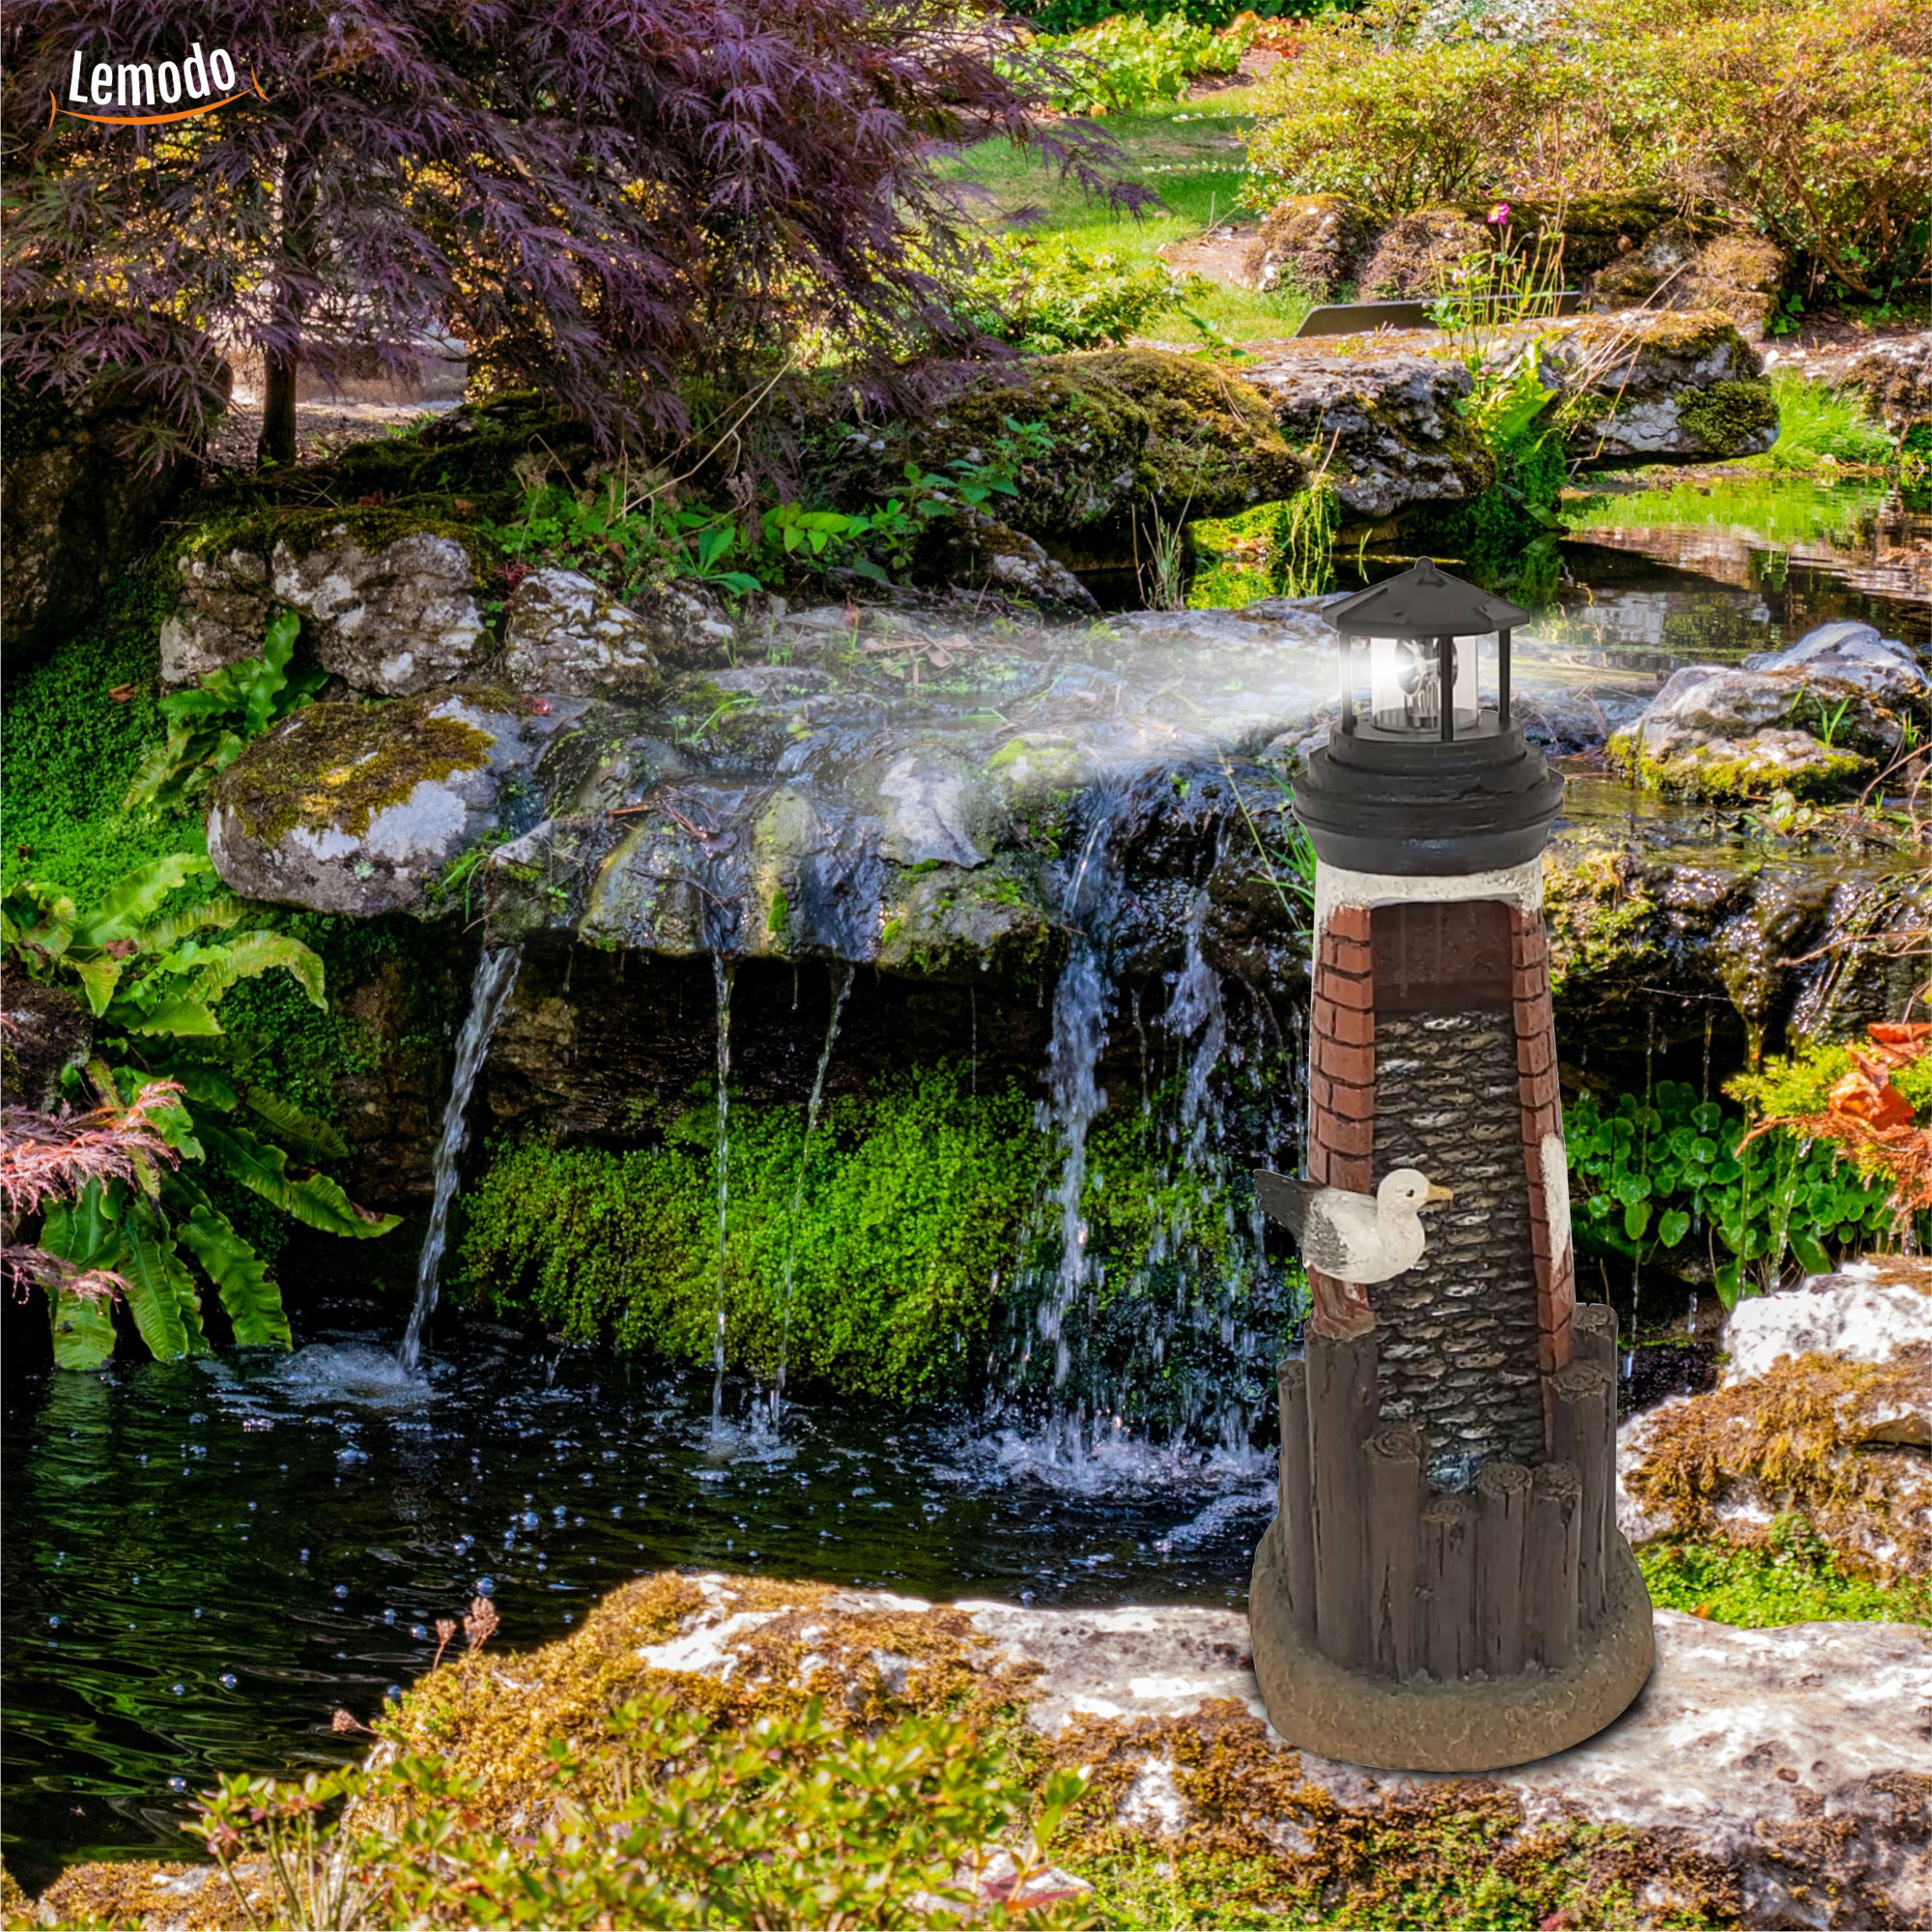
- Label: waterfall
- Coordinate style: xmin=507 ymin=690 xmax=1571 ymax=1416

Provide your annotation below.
xmin=772 ymin=962 xmax=854 ymax=1419
xmin=707 ymin=955 xmax=736 ymax=1435
xmin=1168 ymin=892 xmax=1226 ymax=1167
xmin=1034 ymin=791 xmax=1127 ymax=1394
xmin=397 ymin=946 xmax=523 ymax=1374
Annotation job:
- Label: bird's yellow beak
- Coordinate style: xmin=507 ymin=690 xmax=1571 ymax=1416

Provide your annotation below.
xmin=1424 ymin=1183 xmax=1454 ymax=1205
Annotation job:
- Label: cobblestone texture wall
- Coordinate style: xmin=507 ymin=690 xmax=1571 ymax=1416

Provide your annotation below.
xmin=1369 ymin=1008 xmax=1548 ymax=1471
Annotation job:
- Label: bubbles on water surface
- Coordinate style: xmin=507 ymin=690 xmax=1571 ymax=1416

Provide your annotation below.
xmin=7 ymin=1326 xmax=1268 ymax=1879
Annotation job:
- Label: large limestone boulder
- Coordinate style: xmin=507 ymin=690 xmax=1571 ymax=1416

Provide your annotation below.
xmin=1761 ymin=330 xmax=1932 ymax=436
xmin=1532 ymin=313 xmax=1778 ymax=463
xmin=1720 ymin=1260 xmax=1932 ymax=1451
xmin=160 ymin=512 xmax=495 ymax=694
xmin=500 ymin=566 xmax=735 ymax=696
xmin=1592 ymin=221 xmax=1789 ymax=336
xmin=920 ymin=508 xmax=1099 ymax=613
xmin=894 ymin=350 xmax=1305 ymax=567
xmin=1607 ymin=661 xmax=1897 ymax=799
xmin=1615 ymin=1328 xmax=1932 ymax=1580
xmin=270 ymin=519 xmax=488 ymax=695
xmin=181 ymin=1572 xmax=1932 ymax=1928
xmin=1242 ymin=353 xmax=1493 ymax=526
xmin=1741 ymin=620 xmax=1930 ymax=706
xmin=207 ymin=690 xmax=567 ymax=917
xmin=158 ymin=545 xmax=275 ymax=685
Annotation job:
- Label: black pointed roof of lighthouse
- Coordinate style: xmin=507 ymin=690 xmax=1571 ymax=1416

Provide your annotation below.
xmin=1327 ymin=557 xmax=1533 ymax=638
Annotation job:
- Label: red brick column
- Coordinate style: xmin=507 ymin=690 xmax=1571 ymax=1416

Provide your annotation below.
xmin=1509 ymin=908 xmax=1575 ymax=1388
xmin=1307 ymin=904 xmax=1376 ymax=1340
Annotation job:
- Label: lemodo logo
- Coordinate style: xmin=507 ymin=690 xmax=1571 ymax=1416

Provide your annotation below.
xmin=50 ymin=43 xmax=267 ymax=126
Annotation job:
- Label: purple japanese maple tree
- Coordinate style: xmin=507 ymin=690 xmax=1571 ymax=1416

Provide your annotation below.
xmin=2 ymin=1 xmax=1129 ymax=466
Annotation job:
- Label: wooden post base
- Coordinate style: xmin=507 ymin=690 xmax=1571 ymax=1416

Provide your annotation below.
xmin=1248 ymin=1512 xmax=1654 ymax=1772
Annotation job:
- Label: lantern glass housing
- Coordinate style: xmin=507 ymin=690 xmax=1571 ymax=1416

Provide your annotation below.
xmin=1326 ymin=557 xmax=1534 ymax=748
xmin=1368 ymin=635 xmax=1479 ymax=735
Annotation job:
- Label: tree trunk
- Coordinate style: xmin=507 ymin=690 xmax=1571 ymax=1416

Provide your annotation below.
xmin=257 ymin=345 xmax=299 ymax=469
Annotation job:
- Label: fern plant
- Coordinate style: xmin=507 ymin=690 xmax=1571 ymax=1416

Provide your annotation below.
xmin=3 ymin=855 xmax=399 ymax=1369
xmin=126 ymin=609 xmax=325 ymax=812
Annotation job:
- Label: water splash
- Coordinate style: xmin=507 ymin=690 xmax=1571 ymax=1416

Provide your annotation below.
xmin=708 ymin=954 xmax=737 ymax=1436
xmin=940 ymin=1412 xmax=1272 ymax=1500
xmin=771 ymin=962 xmax=854 ymax=1419
xmin=397 ymin=946 xmax=523 ymax=1374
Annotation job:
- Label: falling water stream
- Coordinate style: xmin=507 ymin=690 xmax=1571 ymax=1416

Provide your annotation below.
xmin=396 ymin=947 xmax=524 ymax=1375
xmin=707 ymin=955 xmax=737 ymax=1436
xmin=772 ymin=963 xmax=854 ymax=1418
xmin=1035 ymin=792 xmax=1127 ymax=1395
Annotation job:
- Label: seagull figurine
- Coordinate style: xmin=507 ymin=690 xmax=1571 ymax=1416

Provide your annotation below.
xmin=1253 ymin=1167 xmax=1453 ymax=1284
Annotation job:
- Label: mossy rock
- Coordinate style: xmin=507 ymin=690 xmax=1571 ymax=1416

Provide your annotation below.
xmin=162 ymin=504 xmax=501 ymax=695
xmin=1544 ymin=833 xmax=1665 ymax=997
xmin=1621 ymin=1348 xmax=1932 ymax=1584
xmin=208 ymin=689 xmax=551 ymax=916
xmin=875 ymin=858 xmax=1056 ymax=981
xmin=1608 ymin=725 xmax=1871 ymax=801
xmin=1532 ymin=312 xmax=1777 ymax=464
xmin=1355 ymin=206 xmax=1487 ymax=300
xmin=903 ymin=350 xmax=1305 ymax=554
xmin=1677 ymin=378 xmax=1781 ymax=459
xmin=1247 ymin=193 xmax=1378 ymax=298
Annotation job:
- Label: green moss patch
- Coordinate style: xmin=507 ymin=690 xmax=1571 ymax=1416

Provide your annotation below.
xmin=454 ymin=1060 xmax=1277 ymax=1408
xmin=1607 ymin=727 xmax=1871 ymax=802
xmin=214 ymin=696 xmax=497 ymax=847
xmin=1037 ymin=1701 xmax=1743 ymax=1929
xmin=1544 ymin=834 xmax=1662 ymax=996
xmin=1677 ymin=378 xmax=1779 ymax=458
xmin=1639 ymin=1521 xmax=1932 ymax=1629
xmin=453 ymin=1066 xmax=1047 ymax=1403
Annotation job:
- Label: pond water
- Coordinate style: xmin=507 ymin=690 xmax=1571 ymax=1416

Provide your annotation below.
xmin=0 ymin=1311 xmax=1270 ymax=1887
xmin=7 ymin=470 xmax=1927 ymax=1889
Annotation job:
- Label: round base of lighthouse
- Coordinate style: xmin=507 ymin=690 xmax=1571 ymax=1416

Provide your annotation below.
xmin=1247 ymin=1516 xmax=1654 ymax=1773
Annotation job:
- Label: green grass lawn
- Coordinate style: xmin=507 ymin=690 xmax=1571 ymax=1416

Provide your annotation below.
xmin=935 ymin=90 xmax=1315 ymax=345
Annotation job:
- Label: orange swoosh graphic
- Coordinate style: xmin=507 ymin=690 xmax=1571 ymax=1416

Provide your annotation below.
xmin=48 ymin=71 xmax=268 ymax=127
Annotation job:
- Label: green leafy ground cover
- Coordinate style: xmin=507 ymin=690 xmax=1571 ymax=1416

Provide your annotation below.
xmin=934 ymin=91 xmax=1315 ymax=347
xmin=1638 ymin=1518 xmax=1932 ymax=1627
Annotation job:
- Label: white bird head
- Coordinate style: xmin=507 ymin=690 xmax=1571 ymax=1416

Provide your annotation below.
xmin=1378 ymin=1169 xmax=1454 ymax=1217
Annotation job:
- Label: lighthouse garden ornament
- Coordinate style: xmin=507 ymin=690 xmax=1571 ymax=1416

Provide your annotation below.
xmin=1249 ymin=557 xmax=1654 ymax=1772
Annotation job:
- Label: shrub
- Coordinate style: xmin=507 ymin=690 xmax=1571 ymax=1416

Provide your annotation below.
xmin=957 ymin=236 xmax=1200 ymax=353
xmin=1007 ymin=13 xmax=1251 ymax=116
xmin=1577 ymin=0 xmax=1932 ymax=299
xmin=1246 ymin=0 xmax=1932 ymax=297
xmin=1245 ymin=8 xmax=1561 ymax=216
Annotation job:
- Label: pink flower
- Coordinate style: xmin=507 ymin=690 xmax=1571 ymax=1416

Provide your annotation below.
xmin=1486 ymin=202 xmax=1512 ymax=225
